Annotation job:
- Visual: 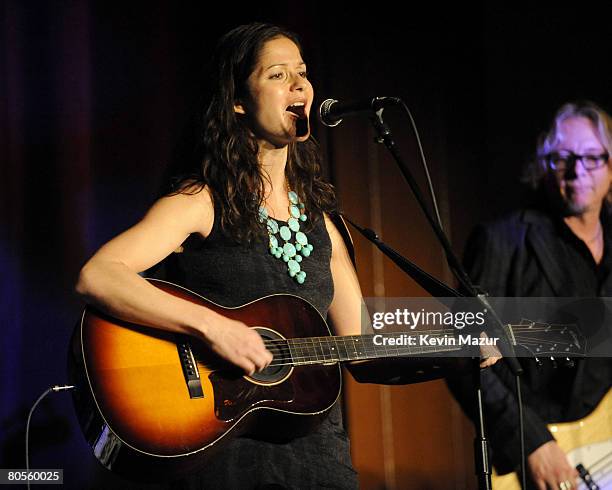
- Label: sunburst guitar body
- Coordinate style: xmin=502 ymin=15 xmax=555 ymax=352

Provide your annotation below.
xmin=68 ymin=279 xmax=587 ymax=481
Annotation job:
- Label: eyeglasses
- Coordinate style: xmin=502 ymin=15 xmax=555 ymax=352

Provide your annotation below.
xmin=545 ymin=151 xmax=610 ymax=173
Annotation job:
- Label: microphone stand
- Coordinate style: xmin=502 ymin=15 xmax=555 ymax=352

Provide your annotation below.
xmin=349 ymin=106 xmax=524 ymax=490
xmin=366 ymin=107 xmax=522 ymax=374
xmin=344 ymin=215 xmax=495 ymax=490
xmin=340 ymin=216 xmax=462 ymax=299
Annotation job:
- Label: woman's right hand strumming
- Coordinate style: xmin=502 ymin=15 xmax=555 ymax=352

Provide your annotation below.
xmin=200 ymin=313 xmax=273 ymax=376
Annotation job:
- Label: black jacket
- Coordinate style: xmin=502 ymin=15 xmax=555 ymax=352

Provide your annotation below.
xmin=447 ymin=208 xmax=612 ymax=474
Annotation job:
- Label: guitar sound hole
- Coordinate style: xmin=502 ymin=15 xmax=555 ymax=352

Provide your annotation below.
xmin=247 ymin=327 xmax=293 ymax=385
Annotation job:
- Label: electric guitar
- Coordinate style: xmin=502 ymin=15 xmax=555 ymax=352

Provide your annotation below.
xmin=68 ymin=279 xmax=586 ymax=481
xmin=491 ymin=388 xmax=611 ymax=490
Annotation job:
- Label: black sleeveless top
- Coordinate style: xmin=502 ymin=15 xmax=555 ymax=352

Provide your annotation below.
xmin=163 ymin=206 xmax=334 ymax=316
xmin=151 ymin=204 xmax=358 ymax=490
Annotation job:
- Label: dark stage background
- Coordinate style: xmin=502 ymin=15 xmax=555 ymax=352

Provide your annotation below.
xmin=2 ymin=2 xmax=611 ymax=488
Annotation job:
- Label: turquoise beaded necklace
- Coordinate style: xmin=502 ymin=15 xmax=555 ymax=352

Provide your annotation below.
xmin=258 ymin=190 xmax=314 ymax=284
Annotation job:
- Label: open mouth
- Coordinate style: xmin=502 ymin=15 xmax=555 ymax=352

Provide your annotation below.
xmin=286 ymin=102 xmax=306 ymax=118
xmin=286 ymin=102 xmax=309 ymax=138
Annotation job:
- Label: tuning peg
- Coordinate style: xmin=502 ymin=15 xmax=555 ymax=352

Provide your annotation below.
xmin=549 ymin=357 xmax=558 ymax=369
xmin=534 ymin=357 xmax=543 ymax=368
xmin=564 ymin=357 xmax=574 ymax=368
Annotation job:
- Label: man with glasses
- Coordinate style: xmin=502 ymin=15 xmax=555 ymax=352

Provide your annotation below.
xmin=447 ymin=101 xmax=612 ymax=489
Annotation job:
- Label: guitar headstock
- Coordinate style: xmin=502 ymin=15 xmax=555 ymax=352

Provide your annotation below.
xmin=509 ymin=319 xmax=586 ymax=362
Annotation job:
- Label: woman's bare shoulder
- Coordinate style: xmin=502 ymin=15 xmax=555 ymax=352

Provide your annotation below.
xmin=151 ymin=184 xmax=214 ymax=238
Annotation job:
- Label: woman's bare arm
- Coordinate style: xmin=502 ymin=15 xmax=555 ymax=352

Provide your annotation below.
xmin=76 ymin=189 xmax=272 ymax=374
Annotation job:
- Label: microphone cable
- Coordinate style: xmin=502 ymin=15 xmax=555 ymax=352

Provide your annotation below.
xmin=392 ymin=99 xmax=529 ymax=487
xmin=394 ymin=99 xmax=481 ymax=294
xmin=25 ymin=384 xmax=75 ymax=490
xmin=516 ymin=375 xmax=527 ymax=490
xmin=396 ymin=99 xmax=444 ymax=233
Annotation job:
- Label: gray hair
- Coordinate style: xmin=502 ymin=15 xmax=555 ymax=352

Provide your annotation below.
xmin=523 ymin=101 xmax=612 ymax=189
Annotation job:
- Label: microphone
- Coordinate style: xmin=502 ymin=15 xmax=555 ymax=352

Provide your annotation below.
xmin=319 ymin=96 xmax=401 ymax=127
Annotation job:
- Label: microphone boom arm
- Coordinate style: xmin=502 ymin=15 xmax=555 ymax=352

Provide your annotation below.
xmin=367 ymin=106 xmax=523 ymax=376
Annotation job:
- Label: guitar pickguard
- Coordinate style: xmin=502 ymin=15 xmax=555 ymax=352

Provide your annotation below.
xmin=210 ymin=370 xmax=295 ymax=422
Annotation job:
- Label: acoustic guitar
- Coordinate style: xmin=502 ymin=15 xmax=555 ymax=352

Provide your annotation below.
xmin=491 ymin=389 xmax=611 ymax=490
xmin=68 ymin=279 xmax=585 ymax=481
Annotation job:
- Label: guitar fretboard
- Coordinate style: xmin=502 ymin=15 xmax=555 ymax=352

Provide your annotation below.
xmin=267 ymin=332 xmax=463 ymax=367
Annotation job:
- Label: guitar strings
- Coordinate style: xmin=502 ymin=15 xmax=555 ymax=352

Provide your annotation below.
xmin=260 ymin=331 xmax=580 ymax=349
xmin=254 ymin=326 xmax=583 ymax=366
xmin=193 ymin=325 xmax=583 ymax=366
xmin=257 ymin=329 xmax=575 ymax=348
xmin=255 ymin=325 xmax=580 ymax=344
xmin=255 ymin=329 xmax=579 ymax=364
xmin=258 ymin=341 xmax=462 ymax=366
xmin=260 ymin=348 xmax=473 ymax=366
xmin=586 ymin=448 xmax=612 ymax=476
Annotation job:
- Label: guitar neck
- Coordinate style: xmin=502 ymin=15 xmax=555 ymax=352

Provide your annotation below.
xmin=264 ymin=318 xmax=586 ymax=368
xmin=274 ymin=331 xmax=464 ymax=366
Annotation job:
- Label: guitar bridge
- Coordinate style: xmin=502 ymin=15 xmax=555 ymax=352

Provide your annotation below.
xmin=177 ymin=337 xmax=204 ymax=399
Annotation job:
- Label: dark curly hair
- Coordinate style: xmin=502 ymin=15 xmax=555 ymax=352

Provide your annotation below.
xmin=169 ymin=23 xmax=337 ymax=243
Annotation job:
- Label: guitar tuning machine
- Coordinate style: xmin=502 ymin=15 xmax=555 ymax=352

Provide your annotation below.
xmin=534 ymin=357 xmax=543 ymax=368
xmin=564 ymin=357 xmax=575 ymax=368
xmin=549 ymin=356 xmax=558 ymax=369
